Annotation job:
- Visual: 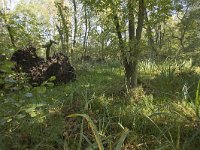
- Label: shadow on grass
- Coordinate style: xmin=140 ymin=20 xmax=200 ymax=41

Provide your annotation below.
xmin=143 ymin=69 xmax=200 ymax=101
xmin=74 ymin=64 xmax=126 ymax=98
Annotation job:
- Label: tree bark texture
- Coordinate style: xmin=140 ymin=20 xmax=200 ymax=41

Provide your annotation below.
xmin=71 ymin=0 xmax=77 ymax=60
xmin=72 ymin=0 xmax=77 ymax=48
xmin=83 ymin=5 xmax=88 ymax=57
xmin=145 ymin=8 xmax=157 ymax=58
xmin=126 ymin=0 xmax=145 ymax=89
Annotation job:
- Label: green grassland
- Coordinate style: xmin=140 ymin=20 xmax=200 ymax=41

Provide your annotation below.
xmin=1 ymin=59 xmax=200 ymax=150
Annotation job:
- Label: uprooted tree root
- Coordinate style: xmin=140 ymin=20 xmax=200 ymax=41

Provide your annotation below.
xmin=11 ymin=45 xmax=76 ymax=85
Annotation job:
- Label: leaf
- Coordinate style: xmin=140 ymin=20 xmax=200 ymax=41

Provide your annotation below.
xmin=1 ymin=61 xmax=14 ymax=73
xmin=16 ymin=114 xmax=26 ymax=119
xmin=48 ymin=76 xmax=56 ymax=81
xmin=25 ymin=92 xmax=33 ymax=98
xmin=25 ymin=107 xmax=36 ymax=113
xmin=68 ymin=114 xmax=104 ymax=150
xmin=114 ymin=128 xmax=130 ymax=150
xmin=34 ymin=86 xmax=46 ymax=94
xmin=30 ymin=111 xmax=37 ymax=117
xmin=7 ymin=118 xmax=12 ymax=122
xmin=24 ymin=107 xmax=37 ymax=118
xmin=44 ymin=82 xmax=54 ymax=87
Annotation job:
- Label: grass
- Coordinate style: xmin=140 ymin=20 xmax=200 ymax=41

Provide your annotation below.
xmin=0 ymin=59 xmax=200 ymax=149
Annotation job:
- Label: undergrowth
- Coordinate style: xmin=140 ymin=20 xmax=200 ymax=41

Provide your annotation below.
xmin=1 ymin=59 xmax=200 ymax=150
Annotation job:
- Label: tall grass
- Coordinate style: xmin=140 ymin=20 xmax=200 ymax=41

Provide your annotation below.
xmin=2 ymin=60 xmax=200 ymax=149
xmin=195 ymin=80 xmax=200 ymax=118
xmin=68 ymin=114 xmax=130 ymax=150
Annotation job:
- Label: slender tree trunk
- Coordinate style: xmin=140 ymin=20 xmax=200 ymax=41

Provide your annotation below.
xmin=177 ymin=5 xmax=189 ymax=51
xmin=145 ymin=8 xmax=157 ymax=58
xmin=101 ymin=41 xmax=104 ymax=59
xmin=159 ymin=25 xmax=164 ymax=50
xmin=135 ymin=0 xmax=145 ymax=42
xmin=172 ymin=32 xmax=186 ymax=51
xmin=6 ymin=25 xmax=16 ymax=48
xmin=56 ymin=2 xmax=69 ymax=54
xmin=83 ymin=5 xmax=88 ymax=57
xmin=46 ymin=47 xmax=50 ymax=59
xmin=72 ymin=0 xmax=77 ymax=48
xmin=180 ymin=26 xmax=186 ymax=50
xmin=72 ymin=0 xmax=77 ymax=61
xmin=155 ymin=25 xmax=159 ymax=45
xmin=101 ymin=31 xmax=104 ymax=59
xmin=113 ymin=15 xmax=126 ymax=63
xmin=44 ymin=40 xmax=57 ymax=59
xmin=125 ymin=0 xmax=136 ymax=88
xmin=87 ymin=14 xmax=91 ymax=51
xmin=56 ymin=24 xmax=65 ymax=52
xmin=180 ymin=38 xmax=185 ymax=50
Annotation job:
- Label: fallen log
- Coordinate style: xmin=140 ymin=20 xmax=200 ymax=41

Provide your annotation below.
xmin=11 ymin=45 xmax=76 ymax=86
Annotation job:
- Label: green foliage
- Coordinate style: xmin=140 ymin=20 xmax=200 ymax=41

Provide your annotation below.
xmin=114 ymin=127 xmax=130 ymax=150
xmin=195 ymin=80 xmax=200 ymax=118
xmin=68 ymin=114 xmax=105 ymax=150
xmin=68 ymin=113 xmax=130 ymax=150
xmin=0 ymin=61 xmax=200 ymax=149
xmin=1 ymin=0 xmax=200 ymax=149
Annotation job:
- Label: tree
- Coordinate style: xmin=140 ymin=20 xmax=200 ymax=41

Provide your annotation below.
xmin=1 ymin=0 xmax=16 ymax=48
xmin=80 ymin=0 xmax=145 ymax=89
xmin=55 ymin=0 xmax=70 ymax=54
xmin=112 ymin=0 xmax=145 ymax=89
xmin=71 ymin=0 xmax=77 ymax=60
xmin=83 ymin=4 xmax=88 ymax=57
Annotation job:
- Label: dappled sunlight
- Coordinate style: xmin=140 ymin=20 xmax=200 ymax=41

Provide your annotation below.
xmin=1 ymin=0 xmax=200 ymax=149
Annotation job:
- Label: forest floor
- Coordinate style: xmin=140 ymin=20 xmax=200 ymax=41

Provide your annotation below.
xmin=1 ymin=59 xmax=200 ymax=150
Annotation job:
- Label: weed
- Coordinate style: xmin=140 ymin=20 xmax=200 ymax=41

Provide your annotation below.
xmin=1 ymin=60 xmax=200 ymax=149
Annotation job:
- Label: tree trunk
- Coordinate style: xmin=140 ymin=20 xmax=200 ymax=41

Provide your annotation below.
xmin=72 ymin=0 xmax=77 ymax=61
xmin=180 ymin=26 xmax=187 ymax=50
xmin=83 ymin=5 xmax=88 ymax=57
xmin=127 ymin=0 xmax=145 ymax=89
xmin=44 ymin=40 xmax=57 ymax=59
xmin=56 ymin=2 xmax=69 ymax=54
xmin=126 ymin=0 xmax=137 ymax=88
xmin=72 ymin=0 xmax=77 ymax=48
xmin=145 ymin=8 xmax=157 ymax=58
xmin=7 ymin=25 xmax=16 ymax=48
xmin=101 ymin=30 xmax=105 ymax=59
xmin=114 ymin=13 xmax=137 ymax=89
xmin=113 ymin=0 xmax=145 ymax=90
xmin=56 ymin=24 xmax=65 ymax=52
xmin=159 ymin=25 xmax=165 ymax=50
